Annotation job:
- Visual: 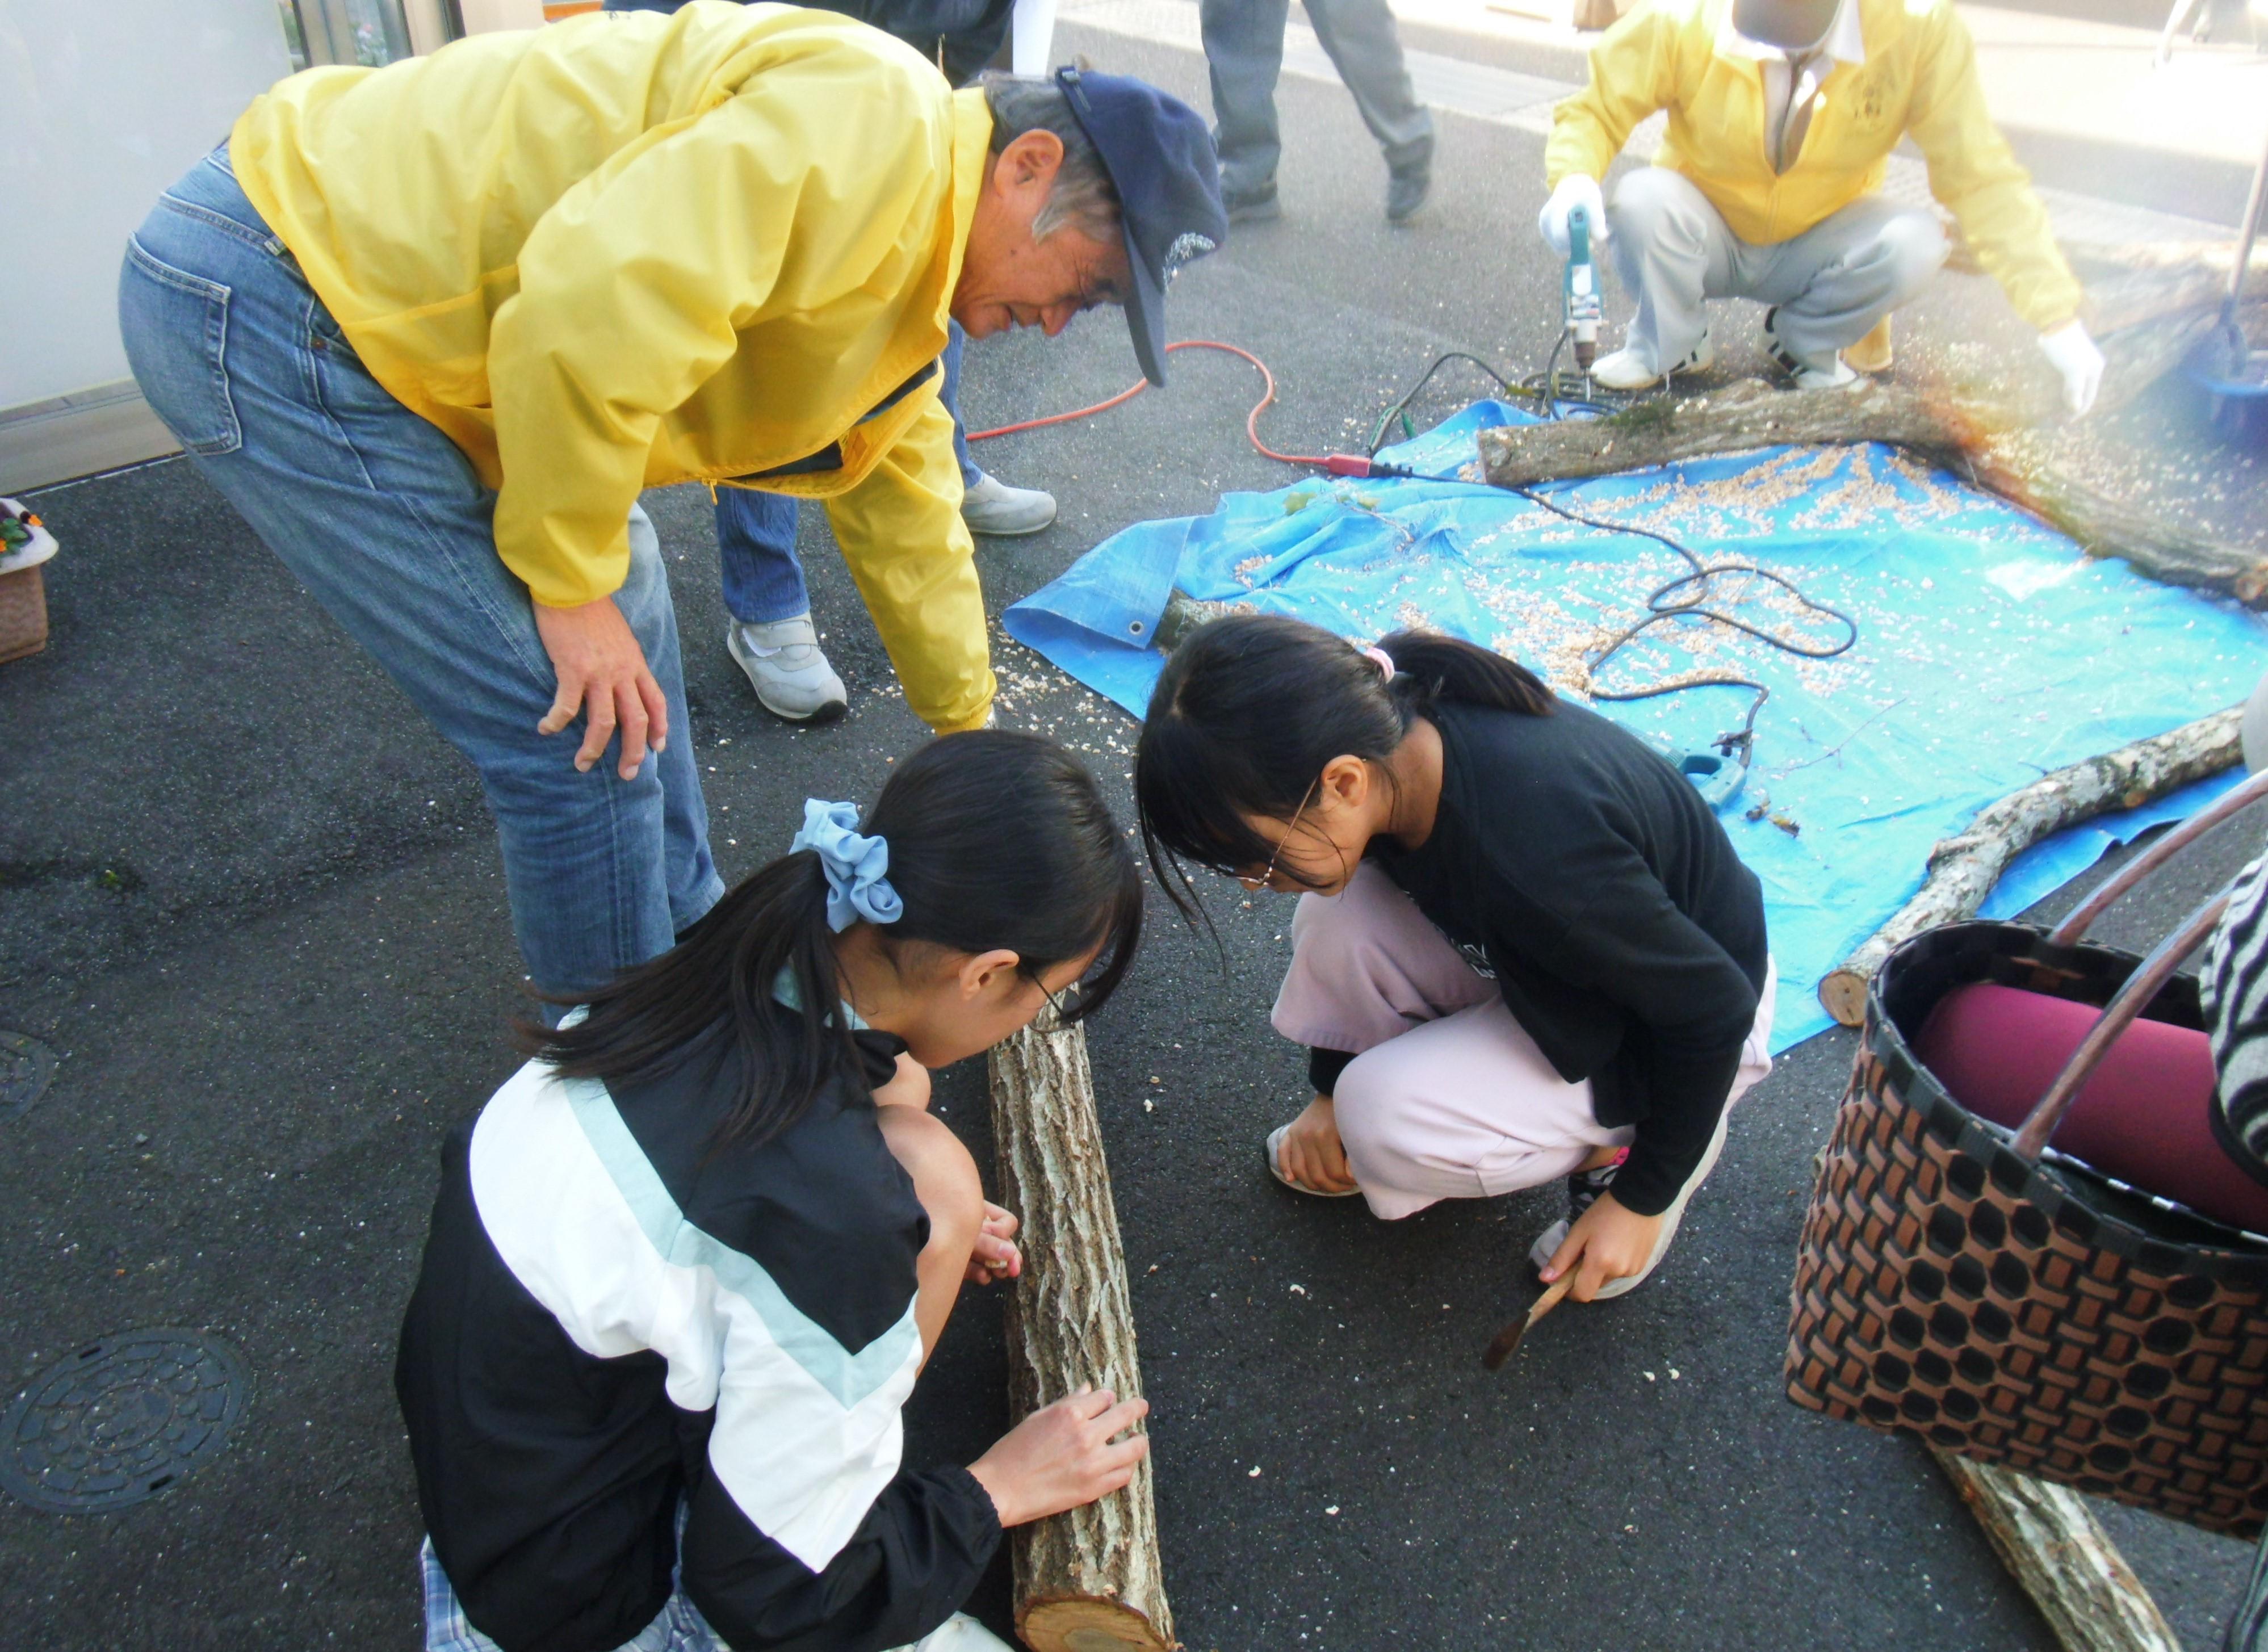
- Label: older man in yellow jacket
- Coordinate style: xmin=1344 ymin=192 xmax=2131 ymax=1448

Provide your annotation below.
xmin=117 ymin=3 xmax=1224 ymax=1000
xmin=1538 ymin=0 xmax=2103 ymax=413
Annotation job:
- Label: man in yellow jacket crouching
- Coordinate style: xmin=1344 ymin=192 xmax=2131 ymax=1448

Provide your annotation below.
xmin=1539 ymin=0 xmax=2103 ymax=413
xmin=118 ymin=3 xmax=1224 ymax=1001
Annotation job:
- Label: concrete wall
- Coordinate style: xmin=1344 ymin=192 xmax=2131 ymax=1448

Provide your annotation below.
xmin=0 ymin=0 xmax=292 ymax=487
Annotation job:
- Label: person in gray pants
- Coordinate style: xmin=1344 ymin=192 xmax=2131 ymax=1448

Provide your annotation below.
xmin=1200 ymin=0 xmax=1435 ymax=225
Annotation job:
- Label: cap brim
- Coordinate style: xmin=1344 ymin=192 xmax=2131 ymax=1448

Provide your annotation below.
xmin=1122 ymin=223 xmax=1169 ymax=387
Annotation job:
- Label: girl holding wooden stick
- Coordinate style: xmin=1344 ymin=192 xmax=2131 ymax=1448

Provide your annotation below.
xmin=1135 ymin=615 xmax=1775 ymax=1302
xmin=395 ymin=731 xmax=1147 ymax=1652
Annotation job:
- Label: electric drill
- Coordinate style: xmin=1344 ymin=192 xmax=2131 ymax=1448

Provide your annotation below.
xmin=1563 ymin=203 xmax=1602 ymax=375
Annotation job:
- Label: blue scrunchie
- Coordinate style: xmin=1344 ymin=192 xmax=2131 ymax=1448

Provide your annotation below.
xmin=790 ymin=799 xmax=903 ymax=933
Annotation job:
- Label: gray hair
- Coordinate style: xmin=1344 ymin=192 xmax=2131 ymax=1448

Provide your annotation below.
xmin=979 ymin=72 xmax=1123 ymax=244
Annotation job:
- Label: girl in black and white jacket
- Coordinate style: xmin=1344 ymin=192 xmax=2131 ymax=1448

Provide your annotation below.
xmin=397 ymin=732 xmax=1147 ymax=1652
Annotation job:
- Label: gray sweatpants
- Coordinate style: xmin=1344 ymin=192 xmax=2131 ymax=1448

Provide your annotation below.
xmin=1606 ymin=166 xmax=1948 ymax=375
xmin=1200 ymin=0 xmax=1435 ymax=196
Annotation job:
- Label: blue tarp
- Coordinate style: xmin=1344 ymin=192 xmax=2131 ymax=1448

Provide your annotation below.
xmin=1005 ymin=401 xmax=2268 ymax=1051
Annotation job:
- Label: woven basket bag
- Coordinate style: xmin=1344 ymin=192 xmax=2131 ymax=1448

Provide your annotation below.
xmin=1786 ymin=771 xmax=2268 ymax=1537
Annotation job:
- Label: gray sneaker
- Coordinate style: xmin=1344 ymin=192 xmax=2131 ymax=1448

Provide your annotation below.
xmin=727 ymin=614 xmax=848 ymax=723
xmin=961 ymin=471 xmax=1057 ymax=537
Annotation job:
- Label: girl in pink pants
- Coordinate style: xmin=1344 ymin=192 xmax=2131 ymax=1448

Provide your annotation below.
xmin=1136 ymin=614 xmax=1774 ymax=1301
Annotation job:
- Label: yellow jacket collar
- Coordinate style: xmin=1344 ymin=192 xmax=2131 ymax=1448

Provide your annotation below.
xmin=944 ymin=89 xmax=994 ymax=328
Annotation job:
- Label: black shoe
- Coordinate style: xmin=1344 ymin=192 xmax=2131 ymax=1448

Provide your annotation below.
xmin=1525 ymin=1151 xmax=1625 ymax=1272
xmin=1386 ymin=163 xmax=1431 ymax=225
xmin=1223 ymin=182 xmax=1281 ymax=224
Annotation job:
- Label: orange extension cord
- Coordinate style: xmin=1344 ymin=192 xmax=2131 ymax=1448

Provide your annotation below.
xmin=963 ymin=338 xmax=1378 ymax=475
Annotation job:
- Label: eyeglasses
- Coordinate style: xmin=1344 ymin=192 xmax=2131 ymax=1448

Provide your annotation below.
xmin=1242 ymin=774 xmax=1322 ymax=892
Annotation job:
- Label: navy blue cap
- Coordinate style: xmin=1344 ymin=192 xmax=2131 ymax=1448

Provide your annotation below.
xmin=1052 ymin=66 xmax=1227 ymax=387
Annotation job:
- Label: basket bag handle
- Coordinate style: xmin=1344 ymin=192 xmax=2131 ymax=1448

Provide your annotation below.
xmin=2008 ymin=767 xmax=2268 ymax=1162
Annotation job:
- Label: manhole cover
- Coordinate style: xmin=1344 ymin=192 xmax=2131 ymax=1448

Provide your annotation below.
xmin=1 ymin=1330 xmax=250 ymax=1513
xmin=1 ymin=1031 xmax=56 ymax=1120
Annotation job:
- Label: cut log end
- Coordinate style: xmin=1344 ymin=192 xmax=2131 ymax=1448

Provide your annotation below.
xmin=1016 ymin=1596 xmax=1177 ymax=1652
xmin=1819 ymin=967 xmax=1871 ymax=1029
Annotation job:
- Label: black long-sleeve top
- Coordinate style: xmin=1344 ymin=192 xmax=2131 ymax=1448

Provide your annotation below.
xmin=395 ymin=1015 xmax=1000 ymax=1652
xmin=1315 ymin=698 xmax=1769 ymax=1217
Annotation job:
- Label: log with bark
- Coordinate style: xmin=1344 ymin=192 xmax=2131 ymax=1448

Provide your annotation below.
xmin=987 ymin=1018 xmax=1175 ymax=1652
xmin=1815 ymin=706 xmax=2241 ymax=1026
xmin=1477 ymin=372 xmax=2268 ymax=604
xmin=1932 ymin=1452 xmax=2183 ymax=1652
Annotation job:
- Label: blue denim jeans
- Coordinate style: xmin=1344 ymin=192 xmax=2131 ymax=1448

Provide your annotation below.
xmin=118 ymin=146 xmax=723 ymax=999
xmin=716 ymin=324 xmax=981 ymax=625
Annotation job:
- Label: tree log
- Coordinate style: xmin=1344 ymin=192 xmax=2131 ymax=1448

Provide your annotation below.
xmin=1932 ymin=1451 xmax=2182 ymax=1652
xmin=987 ymin=1019 xmax=1175 ymax=1652
xmin=1816 ymin=706 xmax=2241 ymax=1026
xmin=1476 ymin=373 xmax=2268 ymax=605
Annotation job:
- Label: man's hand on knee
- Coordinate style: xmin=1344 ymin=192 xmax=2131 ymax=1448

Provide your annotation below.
xmin=533 ymin=594 xmax=669 ymax=781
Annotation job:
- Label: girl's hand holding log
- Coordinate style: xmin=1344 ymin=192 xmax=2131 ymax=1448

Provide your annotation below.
xmin=967 ymin=1385 xmax=1151 ymax=1528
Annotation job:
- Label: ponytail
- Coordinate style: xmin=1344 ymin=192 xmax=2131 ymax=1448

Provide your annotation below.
xmin=515 ymin=851 xmax=858 ymax=1147
xmin=518 ymin=731 xmax=1145 ymax=1147
xmin=1135 ymin=614 xmax=1550 ymax=912
xmin=1375 ymin=630 xmax=1554 ymax=718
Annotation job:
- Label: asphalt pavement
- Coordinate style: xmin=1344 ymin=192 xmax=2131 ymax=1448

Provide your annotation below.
xmin=4 ymin=17 xmax=2265 ymax=1650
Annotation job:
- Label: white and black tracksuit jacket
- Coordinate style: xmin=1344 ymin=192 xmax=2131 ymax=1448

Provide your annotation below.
xmin=395 ymin=1018 xmax=999 ymax=1652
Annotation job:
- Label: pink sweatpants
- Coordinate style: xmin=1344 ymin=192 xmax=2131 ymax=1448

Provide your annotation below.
xmin=1271 ymin=862 xmax=1776 ymax=1220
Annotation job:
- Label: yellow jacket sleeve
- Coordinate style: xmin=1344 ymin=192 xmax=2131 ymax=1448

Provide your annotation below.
xmin=1546 ymin=7 xmax=1682 ymax=188
xmin=823 ymin=395 xmax=995 ymax=733
xmin=1905 ymin=5 xmax=2081 ymax=333
xmin=488 ymin=79 xmax=926 ymax=608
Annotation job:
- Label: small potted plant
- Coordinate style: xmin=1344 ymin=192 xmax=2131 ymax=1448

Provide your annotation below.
xmin=0 ymin=497 xmax=58 ymax=663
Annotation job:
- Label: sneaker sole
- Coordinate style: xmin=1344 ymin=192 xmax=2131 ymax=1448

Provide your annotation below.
xmin=963 ymin=513 xmax=1057 ymax=538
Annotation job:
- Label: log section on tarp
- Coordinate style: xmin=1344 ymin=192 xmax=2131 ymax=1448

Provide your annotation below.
xmin=1816 ymin=706 xmax=2240 ymax=1025
xmin=987 ymin=1018 xmax=1175 ymax=1652
xmin=1933 ymin=1452 xmax=2183 ymax=1652
xmin=1476 ymin=376 xmax=2268 ymax=605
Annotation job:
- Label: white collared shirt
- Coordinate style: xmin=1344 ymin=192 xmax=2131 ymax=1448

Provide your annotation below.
xmin=1718 ymin=0 xmax=1868 ymax=171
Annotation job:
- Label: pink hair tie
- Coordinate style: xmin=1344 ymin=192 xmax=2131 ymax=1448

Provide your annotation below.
xmin=1360 ymin=645 xmax=1397 ymax=681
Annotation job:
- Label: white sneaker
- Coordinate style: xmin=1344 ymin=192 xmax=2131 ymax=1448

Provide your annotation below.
xmin=1525 ymin=1103 xmax=1732 ymax=1301
xmin=727 ymin=614 xmax=848 ymax=723
xmin=1587 ymin=330 xmax=1714 ymax=391
xmin=960 ymin=471 xmax=1057 ymax=537
xmin=1762 ymin=308 xmax=1860 ymax=389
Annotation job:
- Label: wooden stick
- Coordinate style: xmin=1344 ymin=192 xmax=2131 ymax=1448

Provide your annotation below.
xmin=987 ymin=1018 xmax=1176 ymax=1652
xmin=1816 ymin=707 xmax=2242 ymax=1026
xmin=1931 ymin=1450 xmax=2183 ymax=1652
xmin=1482 ymin=1272 xmax=1576 ymax=1372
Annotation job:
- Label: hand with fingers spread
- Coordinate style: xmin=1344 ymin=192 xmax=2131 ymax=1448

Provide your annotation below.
xmin=966 ymin=1384 xmax=1150 ymax=1528
xmin=965 ymin=1201 xmax=1022 ymax=1285
xmin=533 ymin=596 xmax=670 ymax=780
xmin=1538 ymin=1192 xmax=1663 ymax=1303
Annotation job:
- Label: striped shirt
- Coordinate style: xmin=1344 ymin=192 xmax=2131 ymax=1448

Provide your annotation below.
xmin=2205 ymin=846 xmax=2268 ymax=1182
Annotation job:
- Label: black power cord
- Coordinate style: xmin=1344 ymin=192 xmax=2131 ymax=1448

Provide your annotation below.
xmin=1361 ymin=350 xmax=1861 ymax=770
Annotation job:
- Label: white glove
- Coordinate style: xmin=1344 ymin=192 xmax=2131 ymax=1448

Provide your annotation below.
xmin=1538 ymin=174 xmax=1608 ymax=258
xmin=2038 ymin=319 xmax=2105 ymax=418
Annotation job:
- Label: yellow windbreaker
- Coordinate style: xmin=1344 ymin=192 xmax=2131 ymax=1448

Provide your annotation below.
xmin=230 ymin=3 xmax=995 ymax=731
xmin=1545 ymin=0 xmax=2081 ymax=332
